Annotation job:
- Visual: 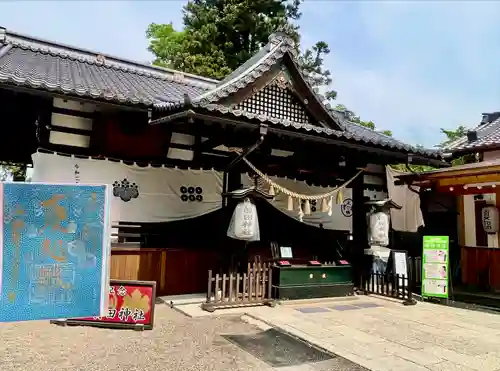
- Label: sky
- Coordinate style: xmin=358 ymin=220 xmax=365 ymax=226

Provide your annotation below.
xmin=1 ymin=0 xmax=499 ymax=148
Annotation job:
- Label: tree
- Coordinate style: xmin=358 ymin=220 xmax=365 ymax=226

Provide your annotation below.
xmin=146 ymin=0 xmax=334 ymax=94
xmin=438 ymin=125 xmax=470 ymax=166
xmin=438 ymin=126 xmax=468 ymax=149
xmin=297 ymin=41 xmax=337 ymax=101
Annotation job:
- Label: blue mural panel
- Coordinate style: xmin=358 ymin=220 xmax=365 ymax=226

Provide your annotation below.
xmin=0 ymin=182 xmax=111 ymax=322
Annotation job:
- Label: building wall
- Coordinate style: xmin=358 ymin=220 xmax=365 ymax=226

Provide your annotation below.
xmin=49 ymin=98 xmax=94 ymax=149
xmin=483 ymin=150 xmax=500 ymax=161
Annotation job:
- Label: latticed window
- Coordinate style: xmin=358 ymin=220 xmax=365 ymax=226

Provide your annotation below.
xmin=235 ymin=81 xmax=312 ymax=124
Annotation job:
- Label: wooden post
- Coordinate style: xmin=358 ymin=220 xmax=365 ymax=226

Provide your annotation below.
xmin=249 ymin=272 xmax=253 ymax=302
xmin=222 ymin=273 xmax=227 ymax=302
xmin=236 ymin=273 xmax=241 ymax=302
xmin=255 ymin=263 xmax=261 ymax=300
xmin=214 ymin=274 xmax=220 ymax=303
xmin=229 ymin=272 xmax=234 ymax=302
xmin=350 ymin=165 xmax=367 ymax=287
xmin=207 ymin=270 xmax=213 ymax=303
xmin=267 ymin=264 xmax=273 ymax=299
xmin=243 ymin=273 xmax=247 ymax=299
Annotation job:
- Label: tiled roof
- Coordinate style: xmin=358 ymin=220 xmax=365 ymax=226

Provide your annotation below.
xmin=0 ymin=28 xmax=216 ymax=106
xmin=445 ymin=113 xmax=500 ymax=153
xmin=154 ymin=32 xmax=442 ymax=159
xmin=186 ymin=102 xmax=441 ymax=158
xmin=0 ymin=27 xmax=443 ymax=161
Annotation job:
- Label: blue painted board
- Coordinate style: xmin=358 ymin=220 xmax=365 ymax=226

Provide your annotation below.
xmin=0 ymin=183 xmax=111 ymax=322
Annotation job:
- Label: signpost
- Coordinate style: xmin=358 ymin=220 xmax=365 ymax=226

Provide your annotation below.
xmin=61 ymin=280 xmax=157 ymax=330
xmin=422 ymin=236 xmax=449 ymax=299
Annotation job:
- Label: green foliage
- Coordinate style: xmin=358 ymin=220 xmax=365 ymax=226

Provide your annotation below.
xmin=147 ymin=0 xmax=303 ymax=79
xmin=145 ymin=0 xmax=471 ymax=173
xmin=146 ymin=0 xmax=333 ymax=94
xmin=438 ymin=125 xmax=470 ymax=167
xmin=297 ymin=41 xmax=337 ymax=99
xmin=0 ymin=162 xmax=26 ymax=181
xmin=438 ymin=125 xmax=468 ymax=148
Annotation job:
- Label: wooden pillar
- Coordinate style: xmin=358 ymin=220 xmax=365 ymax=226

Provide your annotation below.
xmin=351 ymin=167 xmax=368 ymax=287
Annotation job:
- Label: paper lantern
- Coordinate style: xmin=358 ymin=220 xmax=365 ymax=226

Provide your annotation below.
xmin=481 ymin=205 xmax=499 ymax=234
xmin=227 ymin=198 xmax=260 ymax=241
xmin=368 ymin=211 xmax=390 ymax=247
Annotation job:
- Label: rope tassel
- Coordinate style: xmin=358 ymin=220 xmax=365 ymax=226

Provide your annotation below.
xmin=328 ymin=196 xmax=333 ymax=217
xmin=336 ymin=190 xmax=343 ymax=204
xmin=321 ymin=198 xmax=329 ymax=212
xmin=298 ymin=200 xmax=304 ymax=222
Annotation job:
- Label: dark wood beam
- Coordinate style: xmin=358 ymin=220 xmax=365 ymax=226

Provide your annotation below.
xmin=52 ymin=106 xmax=96 ymax=120
xmin=49 ymin=126 xmax=92 ymax=136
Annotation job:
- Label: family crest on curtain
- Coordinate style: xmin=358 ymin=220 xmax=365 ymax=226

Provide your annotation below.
xmin=31 ymin=152 xmax=224 ymax=227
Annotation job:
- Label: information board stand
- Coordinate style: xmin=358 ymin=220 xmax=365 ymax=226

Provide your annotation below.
xmin=388 ymin=250 xmax=416 ymax=305
xmin=422 ymin=236 xmax=449 ymax=300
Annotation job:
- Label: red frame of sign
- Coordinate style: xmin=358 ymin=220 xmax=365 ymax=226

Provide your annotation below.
xmin=63 ymin=280 xmax=157 ymax=330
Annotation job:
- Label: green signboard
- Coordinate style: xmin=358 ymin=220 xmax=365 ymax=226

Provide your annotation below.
xmin=422 ymin=236 xmax=449 ymax=299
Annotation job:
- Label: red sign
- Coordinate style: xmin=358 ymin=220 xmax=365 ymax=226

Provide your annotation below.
xmin=308 ymin=260 xmax=321 ymax=265
xmin=65 ymin=280 xmax=156 ymax=330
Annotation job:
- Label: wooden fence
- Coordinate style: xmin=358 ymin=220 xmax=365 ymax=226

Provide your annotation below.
xmin=362 ymin=272 xmax=416 ymax=305
xmin=201 ymin=262 xmax=274 ymax=312
xmin=361 ymin=255 xmax=421 ymax=306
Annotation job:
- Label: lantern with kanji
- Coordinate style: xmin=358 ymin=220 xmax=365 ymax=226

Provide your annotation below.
xmin=481 ymin=205 xmax=499 ymax=234
xmin=227 ymin=198 xmax=260 ymax=241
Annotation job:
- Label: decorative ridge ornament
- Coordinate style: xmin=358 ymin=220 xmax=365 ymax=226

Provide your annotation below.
xmin=268 ymin=31 xmax=296 ymax=49
xmin=276 ymin=71 xmax=288 ymax=90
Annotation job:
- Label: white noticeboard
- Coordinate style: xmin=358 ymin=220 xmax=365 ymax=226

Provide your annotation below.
xmin=280 ymin=246 xmax=293 ymax=259
xmin=392 ymin=250 xmax=409 ymax=289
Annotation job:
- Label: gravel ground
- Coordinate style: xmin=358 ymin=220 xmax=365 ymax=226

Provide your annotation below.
xmin=0 ymin=305 xmax=366 ymax=371
xmin=0 ymin=305 xmax=271 ymax=371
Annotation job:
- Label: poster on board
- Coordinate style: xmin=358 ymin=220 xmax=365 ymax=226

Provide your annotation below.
xmin=422 ymin=236 xmax=449 ymax=299
xmin=0 ymin=182 xmax=111 ymax=322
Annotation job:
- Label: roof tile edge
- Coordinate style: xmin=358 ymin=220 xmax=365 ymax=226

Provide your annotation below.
xmin=3 ymin=28 xmax=218 ymax=90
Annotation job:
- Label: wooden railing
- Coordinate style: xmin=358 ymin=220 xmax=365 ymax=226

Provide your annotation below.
xmin=201 ymin=262 xmax=274 ymax=312
xmin=362 ymin=272 xmax=416 ymax=306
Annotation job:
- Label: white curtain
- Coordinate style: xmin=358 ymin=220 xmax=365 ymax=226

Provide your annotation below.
xmin=242 ymin=174 xmax=353 ymax=231
xmin=31 ymin=152 xmax=223 ymax=226
xmin=386 ymin=166 xmax=424 ymax=232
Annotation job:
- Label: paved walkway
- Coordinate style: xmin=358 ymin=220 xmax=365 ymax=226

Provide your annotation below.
xmin=240 ymin=296 xmax=500 ymax=371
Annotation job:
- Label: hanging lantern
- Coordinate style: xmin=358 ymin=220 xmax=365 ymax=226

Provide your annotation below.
xmin=482 ymin=205 xmax=499 ymax=234
xmin=227 ymin=198 xmax=260 ymax=241
xmin=368 ymin=211 xmax=390 ymax=247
